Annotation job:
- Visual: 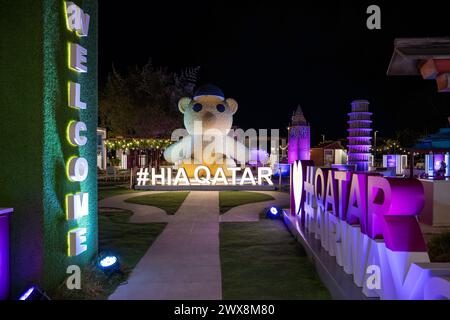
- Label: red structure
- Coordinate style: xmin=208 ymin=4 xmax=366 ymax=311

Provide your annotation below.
xmin=387 ymin=37 xmax=450 ymax=92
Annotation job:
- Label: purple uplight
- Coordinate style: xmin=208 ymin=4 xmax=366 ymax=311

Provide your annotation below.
xmin=19 ymin=287 xmax=35 ymax=300
xmin=0 ymin=208 xmax=13 ymax=300
xmin=270 ymin=207 xmax=278 ymax=215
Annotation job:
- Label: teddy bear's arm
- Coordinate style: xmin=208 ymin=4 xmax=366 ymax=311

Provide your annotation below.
xmin=163 ymin=135 xmax=194 ymax=164
xmin=223 ymin=135 xmax=249 ymax=165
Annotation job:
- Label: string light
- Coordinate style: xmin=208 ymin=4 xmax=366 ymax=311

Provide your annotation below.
xmin=105 ymin=138 xmax=172 ymax=151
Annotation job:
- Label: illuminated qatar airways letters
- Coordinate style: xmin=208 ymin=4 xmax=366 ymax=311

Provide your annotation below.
xmin=290 ymin=160 xmax=450 ymax=299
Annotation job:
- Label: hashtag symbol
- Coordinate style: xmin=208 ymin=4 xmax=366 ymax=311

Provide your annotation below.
xmin=136 ymin=168 xmax=149 ymax=186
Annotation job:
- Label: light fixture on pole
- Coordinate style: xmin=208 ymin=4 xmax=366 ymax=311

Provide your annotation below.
xmin=374 ymin=130 xmax=379 ymax=164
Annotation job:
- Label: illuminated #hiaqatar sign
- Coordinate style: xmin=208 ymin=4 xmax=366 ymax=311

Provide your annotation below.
xmin=135 ymin=84 xmax=280 ymax=187
xmin=291 ymin=160 xmax=450 ymax=299
xmin=136 ymin=166 xmax=273 ymax=186
xmin=65 ymin=1 xmax=91 ymax=257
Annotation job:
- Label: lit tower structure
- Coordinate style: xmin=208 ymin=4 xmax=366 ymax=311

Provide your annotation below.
xmin=288 ymin=105 xmax=310 ymax=163
xmin=347 ymin=100 xmax=372 ymax=171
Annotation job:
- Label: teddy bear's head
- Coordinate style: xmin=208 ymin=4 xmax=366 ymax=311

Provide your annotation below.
xmin=178 ymin=84 xmax=238 ymax=135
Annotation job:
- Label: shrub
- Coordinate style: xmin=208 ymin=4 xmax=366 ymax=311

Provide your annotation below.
xmin=428 ymin=232 xmax=450 ymax=262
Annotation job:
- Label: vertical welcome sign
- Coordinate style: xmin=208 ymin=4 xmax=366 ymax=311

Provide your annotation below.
xmin=64 ymin=1 xmax=91 ymax=257
xmin=0 ymin=0 xmax=98 ymax=297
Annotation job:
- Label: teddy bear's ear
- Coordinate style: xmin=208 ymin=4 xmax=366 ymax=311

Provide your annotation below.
xmin=226 ymin=98 xmax=238 ymax=115
xmin=178 ymin=97 xmax=192 ymax=114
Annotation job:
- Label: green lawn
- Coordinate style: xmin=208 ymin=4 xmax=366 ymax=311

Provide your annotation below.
xmin=219 ymin=191 xmax=275 ymax=214
xmin=220 ymin=212 xmax=331 ymax=300
xmin=428 ymin=232 xmax=450 ymax=262
xmin=124 ymin=191 xmax=190 ymax=215
xmin=98 ymin=185 xmax=140 ymax=200
xmin=51 ymin=209 xmax=166 ymax=299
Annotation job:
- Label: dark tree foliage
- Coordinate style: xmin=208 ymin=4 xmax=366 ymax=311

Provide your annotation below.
xmin=100 ymin=59 xmax=199 ymax=137
xmin=394 ymin=128 xmax=427 ymax=148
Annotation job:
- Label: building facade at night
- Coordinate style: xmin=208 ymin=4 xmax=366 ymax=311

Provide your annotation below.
xmin=310 ymin=141 xmax=347 ymax=167
xmin=347 ymin=100 xmax=372 ymax=172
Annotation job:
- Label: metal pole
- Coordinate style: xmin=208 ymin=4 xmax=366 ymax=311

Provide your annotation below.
xmin=374 ymin=130 xmax=378 ymax=166
xmin=130 ymin=168 xmax=133 ymax=189
xmin=278 ymin=168 xmax=282 ymax=190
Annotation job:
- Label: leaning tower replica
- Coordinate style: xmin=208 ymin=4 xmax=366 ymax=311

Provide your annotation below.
xmin=347 ymin=100 xmax=372 ymax=171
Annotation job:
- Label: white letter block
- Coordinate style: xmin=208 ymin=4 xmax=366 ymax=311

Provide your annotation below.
xmin=68 ymin=121 xmax=87 ymax=146
xmin=68 ymin=228 xmax=87 ymax=256
xmin=66 ymin=192 xmax=89 ymax=220
xmin=194 ymin=166 xmax=211 ymax=184
xmin=257 ymin=167 xmax=273 ymax=185
xmin=69 ymin=43 xmax=87 ymax=73
xmin=65 ymin=2 xmax=90 ymax=37
xmin=68 ymin=157 xmax=89 ymax=182
xmin=68 ymin=82 xmax=86 ymax=109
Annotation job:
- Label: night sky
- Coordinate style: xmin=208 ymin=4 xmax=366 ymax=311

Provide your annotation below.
xmin=99 ymin=1 xmax=450 ymax=144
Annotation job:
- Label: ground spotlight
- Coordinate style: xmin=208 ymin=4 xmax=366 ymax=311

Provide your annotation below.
xmin=97 ymin=251 xmax=120 ymax=274
xmin=266 ymin=206 xmax=282 ymax=219
xmin=18 ymin=286 xmax=50 ymax=300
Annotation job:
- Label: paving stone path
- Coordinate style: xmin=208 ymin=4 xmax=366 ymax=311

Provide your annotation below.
xmin=100 ymin=190 xmax=289 ymax=300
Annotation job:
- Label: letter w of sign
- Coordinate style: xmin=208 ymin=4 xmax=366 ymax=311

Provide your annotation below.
xmin=65 ymin=1 xmax=90 ymax=37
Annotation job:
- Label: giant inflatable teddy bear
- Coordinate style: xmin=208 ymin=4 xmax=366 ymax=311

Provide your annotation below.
xmin=164 ymin=84 xmax=249 ymax=177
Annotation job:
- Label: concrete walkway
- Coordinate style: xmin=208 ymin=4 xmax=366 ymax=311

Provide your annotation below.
xmin=99 ymin=191 xmax=171 ymax=223
xmin=101 ymin=190 xmax=290 ymax=300
xmin=107 ymin=191 xmax=222 ymax=300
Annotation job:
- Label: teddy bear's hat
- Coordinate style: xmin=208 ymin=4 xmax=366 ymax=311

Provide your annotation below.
xmin=193 ymin=84 xmax=225 ymax=101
